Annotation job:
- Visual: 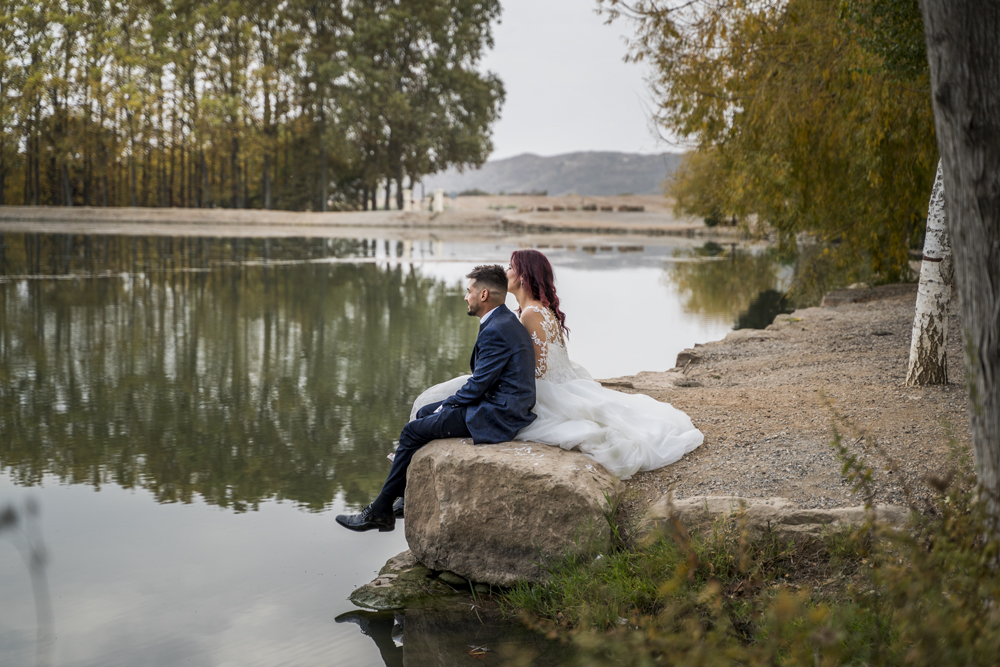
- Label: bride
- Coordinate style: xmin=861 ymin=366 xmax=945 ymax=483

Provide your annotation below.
xmin=411 ymin=249 xmax=704 ymax=479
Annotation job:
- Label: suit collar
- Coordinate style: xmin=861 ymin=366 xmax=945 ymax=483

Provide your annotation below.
xmin=479 ymin=303 xmax=509 ymax=331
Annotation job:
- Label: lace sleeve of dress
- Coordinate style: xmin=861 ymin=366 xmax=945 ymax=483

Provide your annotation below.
xmin=521 ymin=306 xmax=560 ymax=379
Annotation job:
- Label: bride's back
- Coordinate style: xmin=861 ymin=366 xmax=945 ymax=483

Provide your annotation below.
xmin=520 ymin=305 xmax=585 ymax=383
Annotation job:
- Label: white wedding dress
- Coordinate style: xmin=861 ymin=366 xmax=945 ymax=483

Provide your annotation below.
xmin=409 ymin=306 xmax=704 ymax=479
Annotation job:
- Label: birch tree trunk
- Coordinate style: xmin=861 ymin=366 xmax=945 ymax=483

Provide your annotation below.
xmin=921 ymin=0 xmax=1000 ymax=526
xmin=906 ymin=160 xmax=952 ymax=385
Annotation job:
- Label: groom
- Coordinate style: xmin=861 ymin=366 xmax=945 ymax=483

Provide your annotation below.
xmin=336 ymin=264 xmax=537 ymax=532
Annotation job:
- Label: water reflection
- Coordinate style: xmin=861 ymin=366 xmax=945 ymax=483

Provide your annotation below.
xmin=0 ymin=233 xmax=478 ymax=512
xmin=335 ymin=611 xmax=404 ymax=667
xmin=735 ymin=289 xmax=795 ymax=330
xmin=665 ymin=244 xmax=791 ymax=329
xmin=0 ymin=231 xmax=760 ymax=667
xmin=335 ymin=608 xmax=574 ymax=666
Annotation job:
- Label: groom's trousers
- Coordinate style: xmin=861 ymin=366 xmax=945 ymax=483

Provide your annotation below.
xmin=376 ymin=400 xmax=472 ymax=507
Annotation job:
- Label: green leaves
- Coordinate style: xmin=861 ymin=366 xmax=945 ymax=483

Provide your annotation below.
xmin=605 ymin=0 xmax=936 ymax=288
xmin=0 ymin=0 xmax=504 ymax=210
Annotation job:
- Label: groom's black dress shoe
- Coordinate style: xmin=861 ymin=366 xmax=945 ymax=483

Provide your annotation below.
xmin=392 ymin=497 xmax=405 ymax=519
xmin=336 ymin=504 xmax=396 ymax=532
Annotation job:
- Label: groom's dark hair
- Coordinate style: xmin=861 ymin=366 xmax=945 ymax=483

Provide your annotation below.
xmin=467 ymin=264 xmax=507 ymax=297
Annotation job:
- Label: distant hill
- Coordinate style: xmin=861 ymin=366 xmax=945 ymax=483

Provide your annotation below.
xmin=421 ymin=151 xmax=685 ymax=197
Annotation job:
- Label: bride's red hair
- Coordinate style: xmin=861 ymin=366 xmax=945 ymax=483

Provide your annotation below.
xmin=510 ymin=249 xmax=569 ymax=335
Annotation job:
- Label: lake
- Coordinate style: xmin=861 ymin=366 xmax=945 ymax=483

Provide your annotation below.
xmin=0 ymin=231 xmax=787 ymax=666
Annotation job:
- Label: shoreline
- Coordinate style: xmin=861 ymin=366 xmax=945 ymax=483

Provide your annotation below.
xmin=0 ymin=204 xmax=741 ymax=240
xmin=608 ymin=282 xmax=971 ymax=519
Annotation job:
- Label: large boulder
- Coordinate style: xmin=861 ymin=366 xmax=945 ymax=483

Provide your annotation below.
xmin=404 ymin=439 xmax=621 ymax=586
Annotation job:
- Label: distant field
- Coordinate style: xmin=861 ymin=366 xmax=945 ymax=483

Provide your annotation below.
xmin=450 ymin=194 xmax=676 ymax=213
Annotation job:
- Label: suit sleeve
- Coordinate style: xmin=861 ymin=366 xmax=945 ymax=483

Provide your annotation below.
xmin=442 ymin=327 xmax=511 ymax=408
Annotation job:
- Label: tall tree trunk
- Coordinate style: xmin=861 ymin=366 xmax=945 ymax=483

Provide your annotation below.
xmin=141 ymin=138 xmax=151 ymax=206
xmin=23 ymin=128 xmax=31 ymax=205
xmin=320 ymin=143 xmax=328 ymax=212
xmin=62 ymin=164 xmax=73 ymax=206
xmin=395 ymin=164 xmax=404 ymax=210
xmin=263 ymin=153 xmax=272 ymax=210
xmin=907 ymin=160 xmax=952 ymax=385
xmin=0 ymin=133 xmax=5 ymax=206
xmin=168 ymin=143 xmax=175 ymax=207
xmin=230 ymin=136 xmax=240 ymax=208
xmin=129 ymin=125 xmax=138 ymax=207
xmin=0 ymin=78 xmax=4 ymax=205
xmin=85 ymin=153 xmax=92 ymax=206
xmin=922 ymin=0 xmax=1000 ymax=525
xmin=180 ymin=141 xmax=187 ymax=207
xmin=33 ymin=106 xmax=40 ymax=205
xmin=201 ymin=150 xmax=210 ymax=208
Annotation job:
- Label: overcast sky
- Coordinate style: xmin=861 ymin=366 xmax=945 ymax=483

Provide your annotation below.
xmin=480 ymin=0 xmax=667 ymax=160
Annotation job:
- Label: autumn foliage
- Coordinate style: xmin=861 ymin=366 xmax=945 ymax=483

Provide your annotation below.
xmin=603 ymin=0 xmax=937 ymax=286
xmin=0 ymin=0 xmax=504 ymax=211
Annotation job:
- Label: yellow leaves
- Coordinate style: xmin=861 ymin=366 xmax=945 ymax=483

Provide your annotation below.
xmin=625 ymin=0 xmax=936 ymax=282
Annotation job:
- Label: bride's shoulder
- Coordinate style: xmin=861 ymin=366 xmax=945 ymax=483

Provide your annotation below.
xmin=518 ymin=306 xmax=547 ymax=330
xmin=519 ymin=305 xmax=563 ymax=342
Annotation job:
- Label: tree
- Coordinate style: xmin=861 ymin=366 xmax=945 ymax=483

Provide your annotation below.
xmin=344 ymin=0 xmax=504 ymax=209
xmin=0 ymin=0 xmax=503 ymax=211
xmin=906 ymin=160 xmax=952 ymax=385
xmin=603 ymin=0 xmax=937 ymax=289
xmin=921 ymin=0 xmax=1000 ymax=525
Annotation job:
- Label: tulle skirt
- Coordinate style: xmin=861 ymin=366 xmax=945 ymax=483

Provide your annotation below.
xmin=410 ymin=375 xmax=703 ymax=480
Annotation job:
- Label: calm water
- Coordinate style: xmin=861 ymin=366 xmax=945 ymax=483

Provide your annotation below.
xmin=0 ymin=232 xmax=786 ymax=666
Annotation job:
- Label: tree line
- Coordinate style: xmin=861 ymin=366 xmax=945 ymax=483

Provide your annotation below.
xmin=0 ymin=0 xmax=503 ymax=212
xmin=602 ymin=0 xmax=936 ymax=290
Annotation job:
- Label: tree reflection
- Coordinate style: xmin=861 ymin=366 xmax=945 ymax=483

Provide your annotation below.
xmin=665 ymin=245 xmax=786 ymax=327
xmin=0 ymin=234 xmax=477 ymax=512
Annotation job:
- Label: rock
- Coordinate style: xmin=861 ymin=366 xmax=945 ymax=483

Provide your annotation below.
xmin=675 ymin=349 xmax=703 ymax=368
xmin=722 ymin=329 xmax=778 ymax=343
xmin=598 ymin=380 xmax=634 ymax=389
xmin=437 ymin=570 xmax=468 ymax=587
xmin=405 ymin=438 xmax=621 ymax=586
xmin=640 ymin=496 xmax=907 ymax=548
xmin=349 ymin=550 xmax=459 ymax=610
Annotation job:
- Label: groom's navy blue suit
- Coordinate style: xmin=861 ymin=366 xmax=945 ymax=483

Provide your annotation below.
xmin=377 ymin=304 xmax=536 ymax=504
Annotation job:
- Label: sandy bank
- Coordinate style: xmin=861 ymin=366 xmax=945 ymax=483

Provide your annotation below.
xmin=0 ymin=203 xmax=726 ymax=239
xmin=610 ymin=283 xmax=971 ymax=514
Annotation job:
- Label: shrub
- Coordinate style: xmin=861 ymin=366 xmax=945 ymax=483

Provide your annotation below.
xmin=501 ymin=436 xmax=1000 ymax=666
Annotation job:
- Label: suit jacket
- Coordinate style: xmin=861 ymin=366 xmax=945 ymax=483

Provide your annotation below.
xmin=441 ymin=304 xmax=537 ymax=443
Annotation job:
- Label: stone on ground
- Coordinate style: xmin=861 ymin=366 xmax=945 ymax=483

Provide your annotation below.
xmin=404 ymin=438 xmax=621 ymax=586
xmin=348 ymin=550 xmax=459 ymax=610
xmin=641 ymin=495 xmax=907 ymax=547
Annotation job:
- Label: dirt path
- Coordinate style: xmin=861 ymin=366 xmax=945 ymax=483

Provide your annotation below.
xmin=610 ymin=283 xmax=971 ymax=514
